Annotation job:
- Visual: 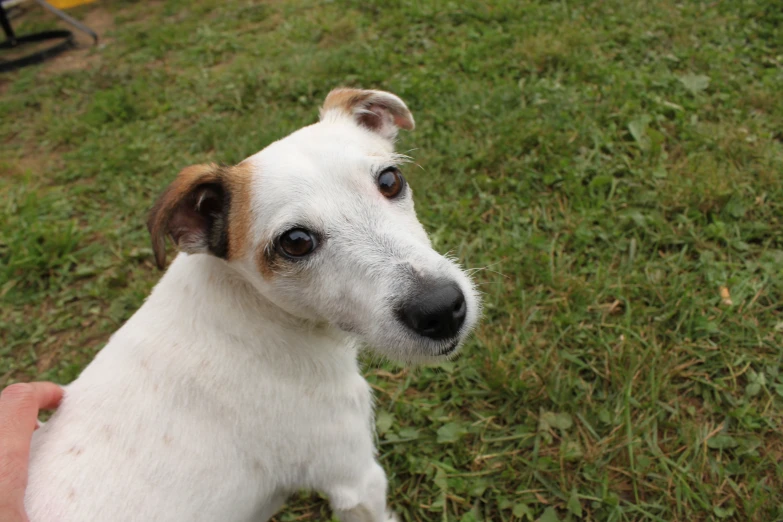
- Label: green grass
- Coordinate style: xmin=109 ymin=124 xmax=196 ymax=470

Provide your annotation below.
xmin=2 ymin=0 xmax=782 ymax=520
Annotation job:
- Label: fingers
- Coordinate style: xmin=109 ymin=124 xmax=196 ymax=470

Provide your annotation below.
xmin=0 ymin=382 xmax=64 ymax=492
xmin=0 ymin=383 xmax=64 ymax=435
xmin=2 ymin=382 xmax=64 ymax=410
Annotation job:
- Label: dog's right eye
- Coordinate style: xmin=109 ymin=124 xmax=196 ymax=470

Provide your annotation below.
xmin=278 ymin=229 xmax=317 ymax=258
xmin=378 ymin=167 xmax=405 ymax=199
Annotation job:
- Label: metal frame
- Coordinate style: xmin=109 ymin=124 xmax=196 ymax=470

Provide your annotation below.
xmin=0 ymin=0 xmax=97 ymax=73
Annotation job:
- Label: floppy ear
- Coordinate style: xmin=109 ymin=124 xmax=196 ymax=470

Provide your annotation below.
xmin=147 ymin=164 xmax=230 ymax=270
xmin=320 ymin=88 xmax=415 ymax=140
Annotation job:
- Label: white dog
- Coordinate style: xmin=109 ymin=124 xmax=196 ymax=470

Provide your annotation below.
xmin=24 ymin=88 xmax=480 ymax=522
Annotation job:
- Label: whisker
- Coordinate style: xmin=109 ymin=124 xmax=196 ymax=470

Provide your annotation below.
xmin=390 ymin=153 xmax=414 ymax=165
xmin=482 ymin=269 xmax=509 ymax=279
xmin=470 ymin=261 xmax=504 ymax=271
xmin=466 ymin=262 xmax=508 ymax=279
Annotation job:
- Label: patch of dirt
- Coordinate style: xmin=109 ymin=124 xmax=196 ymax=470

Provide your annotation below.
xmin=0 ymin=4 xmax=113 ymax=83
xmin=35 ymin=328 xmax=106 ymax=375
xmin=1 ymin=153 xmax=61 ymax=183
xmin=0 ymin=127 xmax=70 ymax=182
xmin=116 ymin=0 xmax=163 ymax=23
xmin=41 ymin=6 xmax=115 ymax=75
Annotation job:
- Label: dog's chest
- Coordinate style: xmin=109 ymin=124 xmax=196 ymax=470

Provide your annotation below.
xmin=27 ymin=362 xmax=378 ymax=521
xmin=243 ymin=371 xmax=376 ymax=460
xmin=144 ymin=348 xmax=377 ymax=479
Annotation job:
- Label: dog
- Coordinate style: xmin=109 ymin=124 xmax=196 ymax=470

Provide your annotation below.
xmin=24 ymin=88 xmax=480 ymax=522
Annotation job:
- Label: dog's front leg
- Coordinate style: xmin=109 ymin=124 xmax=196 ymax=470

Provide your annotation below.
xmin=328 ymin=463 xmax=398 ymax=522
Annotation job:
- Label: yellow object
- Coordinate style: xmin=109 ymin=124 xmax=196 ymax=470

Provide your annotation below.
xmin=48 ymin=0 xmax=97 ymax=8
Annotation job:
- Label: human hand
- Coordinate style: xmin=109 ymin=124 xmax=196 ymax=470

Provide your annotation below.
xmin=0 ymin=382 xmax=63 ymax=522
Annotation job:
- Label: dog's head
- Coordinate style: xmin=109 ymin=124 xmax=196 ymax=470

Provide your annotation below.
xmin=148 ymin=88 xmax=480 ymax=362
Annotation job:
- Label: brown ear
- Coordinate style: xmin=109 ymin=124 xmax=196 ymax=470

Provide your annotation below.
xmin=147 ymin=164 xmax=230 ymax=269
xmin=320 ymin=88 xmax=415 ymax=140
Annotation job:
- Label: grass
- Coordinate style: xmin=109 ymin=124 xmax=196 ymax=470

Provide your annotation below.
xmin=1 ymin=0 xmax=782 ymax=520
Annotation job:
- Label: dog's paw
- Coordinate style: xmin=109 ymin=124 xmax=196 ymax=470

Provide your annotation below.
xmin=384 ymin=512 xmax=400 ymax=522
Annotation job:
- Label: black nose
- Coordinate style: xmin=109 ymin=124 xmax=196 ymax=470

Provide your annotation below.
xmin=397 ymin=281 xmax=467 ymax=340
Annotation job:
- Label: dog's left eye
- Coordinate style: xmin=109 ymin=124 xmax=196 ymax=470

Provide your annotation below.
xmin=378 ymin=167 xmax=405 ymax=199
xmin=278 ymin=229 xmax=317 ymax=258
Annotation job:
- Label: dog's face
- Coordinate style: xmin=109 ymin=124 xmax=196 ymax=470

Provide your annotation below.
xmin=148 ymin=89 xmax=480 ymax=361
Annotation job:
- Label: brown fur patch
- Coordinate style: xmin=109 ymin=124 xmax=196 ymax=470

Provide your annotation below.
xmin=322 ymin=88 xmax=373 ymax=116
xmin=321 ymin=88 xmax=415 ymax=131
xmin=147 ymin=164 xmax=223 ymax=269
xmin=255 ymin=242 xmax=279 ymax=281
xmin=147 ymin=163 xmax=256 ymax=269
xmin=226 ymin=162 xmax=254 ymax=260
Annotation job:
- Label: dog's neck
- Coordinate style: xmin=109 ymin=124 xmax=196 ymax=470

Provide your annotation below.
xmin=134 ymin=253 xmax=361 ymax=377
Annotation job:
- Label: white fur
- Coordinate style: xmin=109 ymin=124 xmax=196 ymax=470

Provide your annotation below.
xmin=25 ymin=90 xmax=479 ymax=522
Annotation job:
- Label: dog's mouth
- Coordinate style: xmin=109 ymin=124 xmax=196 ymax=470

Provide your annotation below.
xmin=438 ymin=339 xmax=460 ymax=356
xmin=334 ymin=318 xmax=462 ymax=358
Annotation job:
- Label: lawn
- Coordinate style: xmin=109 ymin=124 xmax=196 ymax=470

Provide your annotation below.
xmin=1 ymin=0 xmax=782 ymax=520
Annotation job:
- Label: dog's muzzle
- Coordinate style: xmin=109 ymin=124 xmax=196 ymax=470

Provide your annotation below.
xmin=396 ymin=279 xmax=467 ymax=341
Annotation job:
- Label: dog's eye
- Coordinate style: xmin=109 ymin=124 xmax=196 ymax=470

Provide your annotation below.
xmin=378 ymin=167 xmax=405 ymax=199
xmin=278 ymin=229 xmax=317 ymax=258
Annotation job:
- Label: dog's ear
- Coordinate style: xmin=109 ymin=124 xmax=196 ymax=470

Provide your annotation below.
xmin=320 ymin=88 xmax=415 ymax=140
xmin=147 ymin=164 xmax=230 ymax=270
